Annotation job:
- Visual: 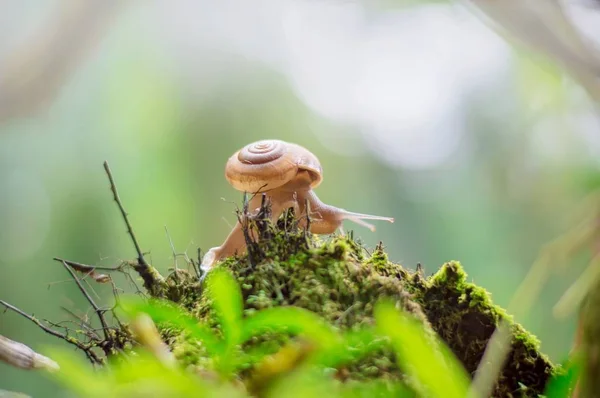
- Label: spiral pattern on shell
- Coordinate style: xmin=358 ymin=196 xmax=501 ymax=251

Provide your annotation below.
xmin=225 ymin=140 xmax=322 ymax=193
xmin=238 ymin=140 xmax=285 ymax=164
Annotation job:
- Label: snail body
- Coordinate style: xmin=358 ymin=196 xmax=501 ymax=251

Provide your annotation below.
xmin=201 ymin=139 xmax=394 ymax=271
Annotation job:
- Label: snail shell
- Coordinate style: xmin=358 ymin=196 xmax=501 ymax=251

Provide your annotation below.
xmin=225 ymin=139 xmax=323 ymax=193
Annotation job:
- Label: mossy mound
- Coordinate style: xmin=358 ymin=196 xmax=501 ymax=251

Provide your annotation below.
xmin=158 ymin=208 xmax=555 ymax=397
xmin=415 ymin=262 xmax=554 ymax=396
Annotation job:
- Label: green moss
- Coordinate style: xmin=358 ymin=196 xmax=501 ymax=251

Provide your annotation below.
xmin=414 ymin=261 xmax=554 ymax=396
xmin=154 ymin=207 xmax=554 ymax=396
xmin=170 ymin=331 xmax=212 ymax=369
xmin=131 ymin=260 xmax=168 ymax=298
xmin=205 ymin=233 xmax=428 ymax=331
xmin=164 ymin=269 xmax=202 ymax=309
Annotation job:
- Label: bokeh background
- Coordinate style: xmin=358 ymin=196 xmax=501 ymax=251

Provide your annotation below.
xmin=1 ymin=1 xmax=599 ymax=396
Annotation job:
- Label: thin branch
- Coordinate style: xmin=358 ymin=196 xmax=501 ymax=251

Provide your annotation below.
xmin=238 ymin=194 xmax=258 ymax=268
xmin=44 ymin=319 xmax=101 ymax=343
xmin=103 ymin=161 xmax=165 ymax=295
xmin=1 ymin=300 xmax=73 ymax=341
xmin=220 ymin=216 xmax=234 ymax=230
xmin=60 ymin=307 xmax=101 ymax=340
xmin=190 ymin=258 xmax=201 ymax=279
xmin=178 ymin=240 xmax=199 ymax=278
xmin=60 ymin=261 xmax=112 ymax=346
xmin=103 ymin=161 xmax=149 ymax=270
xmin=50 ymin=259 xmax=110 ymax=284
xmin=53 ymin=257 xmax=121 ymax=272
xmin=164 ymin=225 xmax=179 ymax=272
xmin=0 ymin=299 xmax=101 ymax=364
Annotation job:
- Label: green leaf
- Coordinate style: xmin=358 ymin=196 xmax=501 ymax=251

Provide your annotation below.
xmin=374 ymin=301 xmax=470 ymax=398
xmin=265 ymin=367 xmax=415 ymax=398
xmin=44 ymin=347 xmax=111 ymax=397
xmin=206 ymin=268 xmax=244 ymax=347
xmin=242 ymin=307 xmax=340 ymax=347
xmin=544 ymin=353 xmax=583 ymax=398
xmin=340 ymin=380 xmax=415 ymax=398
xmin=47 ymin=347 xmax=246 ymax=398
xmin=119 ymin=297 xmax=224 ymax=356
xmin=109 ymin=352 xmax=208 ymax=396
xmin=263 ymin=367 xmax=338 ymax=398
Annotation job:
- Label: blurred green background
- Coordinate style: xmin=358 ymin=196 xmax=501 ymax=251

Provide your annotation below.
xmin=1 ymin=1 xmax=599 ymax=396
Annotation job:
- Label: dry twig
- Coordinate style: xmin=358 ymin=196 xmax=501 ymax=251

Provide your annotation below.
xmin=0 ymin=299 xmax=102 ymax=365
xmin=103 ymin=161 xmax=165 ymax=295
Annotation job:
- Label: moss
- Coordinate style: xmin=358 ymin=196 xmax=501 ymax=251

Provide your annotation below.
xmin=153 ymin=206 xmax=554 ymax=396
xmin=413 ymin=261 xmax=554 ymax=396
xmin=164 ymin=269 xmax=202 ymax=309
xmin=202 ymin=233 xmax=428 ymax=331
xmin=130 ymin=260 xmax=168 ymax=298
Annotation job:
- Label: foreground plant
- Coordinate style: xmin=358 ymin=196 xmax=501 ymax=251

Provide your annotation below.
xmin=48 ymin=268 xmax=470 ymax=397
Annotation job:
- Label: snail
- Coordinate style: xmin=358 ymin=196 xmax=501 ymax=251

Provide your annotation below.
xmin=200 ymin=139 xmax=394 ymax=271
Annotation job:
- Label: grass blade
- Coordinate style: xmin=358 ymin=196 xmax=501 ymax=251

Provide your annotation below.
xmin=205 ymin=268 xmax=244 ymax=347
xmin=120 ymin=297 xmax=223 ymax=356
xmin=374 ymin=301 xmax=470 ymax=398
